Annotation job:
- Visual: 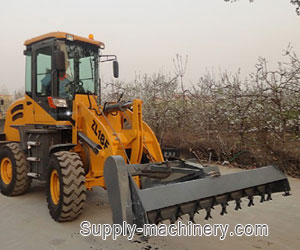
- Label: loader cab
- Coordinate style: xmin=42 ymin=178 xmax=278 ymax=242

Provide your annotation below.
xmin=24 ymin=32 xmax=102 ymax=122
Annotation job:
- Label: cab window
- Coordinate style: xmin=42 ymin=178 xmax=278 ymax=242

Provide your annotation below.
xmin=25 ymin=51 xmax=32 ymax=96
xmin=36 ymin=47 xmax=52 ymax=96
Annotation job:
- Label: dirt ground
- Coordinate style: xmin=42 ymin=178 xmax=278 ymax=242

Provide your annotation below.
xmin=0 ymin=165 xmax=299 ymax=250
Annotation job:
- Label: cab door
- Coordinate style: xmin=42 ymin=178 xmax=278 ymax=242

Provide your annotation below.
xmin=32 ymin=42 xmax=56 ymax=123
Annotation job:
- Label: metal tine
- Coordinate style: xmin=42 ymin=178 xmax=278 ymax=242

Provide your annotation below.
xmin=160 ymin=206 xmax=178 ymax=222
xmin=170 ymin=216 xmax=177 ymax=224
xmin=189 ymin=212 xmax=196 ymax=224
xmin=244 ymin=187 xmax=255 ymax=207
xmin=257 ymin=185 xmax=266 ymax=203
xmin=230 ymin=191 xmax=243 ymax=211
xmin=175 ymin=205 xmax=184 ymax=221
xmin=177 ymin=205 xmax=183 ymax=218
xmin=188 ymin=201 xmax=201 ymax=224
xmin=266 ymin=185 xmax=272 ymax=201
xmin=181 ymin=201 xmax=198 ymax=222
xmin=215 ymin=194 xmax=229 ymax=216
xmin=205 ymin=208 xmax=213 ymax=220
xmin=199 ymin=198 xmax=214 ymax=220
xmin=260 ymin=193 xmax=266 ymax=203
xmin=248 ymin=196 xmax=255 ymax=207
xmin=154 ymin=210 xmax=163 ymax=225
xmin=209 ymin=202 xmax=215 ymax=211
xmin=220 ymin=203 xmax=228 ymax=216
xmin=235 ymin=199 xmax=242 ymax=210
xmin=212 ymin=197 xmax=217 ymax=209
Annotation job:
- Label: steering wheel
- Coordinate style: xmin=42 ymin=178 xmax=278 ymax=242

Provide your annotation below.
xmin=75 ymin=80 xmax=86 ymax=94
xmin=65 ymin=80 xmax=85 ymax=95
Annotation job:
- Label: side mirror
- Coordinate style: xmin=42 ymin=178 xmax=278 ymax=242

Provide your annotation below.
xmin=113 ymin=60 xmax=119 ymax=78
xmin=0 ymin=99 xmax=4 ymax=105
xmin=54 ymin=50 xmax=66 ymax=72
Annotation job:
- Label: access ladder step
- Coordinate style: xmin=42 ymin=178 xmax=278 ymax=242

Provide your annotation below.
xmin=27 ymin=157 xmax=40 ymax=162
xmin=27 ymin=141 xmax=40 ymax=146
xmin=27 ymin=173 xmax=39 ymax=178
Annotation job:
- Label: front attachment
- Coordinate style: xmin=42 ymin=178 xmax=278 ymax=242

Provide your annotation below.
xmin=104 ymin=156 xmax=290 ymax=228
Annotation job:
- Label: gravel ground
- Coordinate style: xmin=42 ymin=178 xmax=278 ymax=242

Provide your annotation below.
xmin=0 ymin=165 xmax=299 ymax=250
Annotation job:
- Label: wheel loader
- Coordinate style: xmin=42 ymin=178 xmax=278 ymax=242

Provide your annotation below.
xmin=0 ymin=32 xmax=290 ymax=227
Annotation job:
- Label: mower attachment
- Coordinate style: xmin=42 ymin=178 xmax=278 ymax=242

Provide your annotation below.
xmin=104 ymin=156 xmax=290 ymax=228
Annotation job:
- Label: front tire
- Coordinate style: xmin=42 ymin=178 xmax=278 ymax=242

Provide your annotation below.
xmin=46 ymin=151 xmax=86 ymax=222
xmin=0 ymin=143 xmax=30 ymax=196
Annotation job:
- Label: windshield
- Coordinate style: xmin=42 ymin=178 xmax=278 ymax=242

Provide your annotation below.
xmin=57 ymin=41 xmax=98 ymax=99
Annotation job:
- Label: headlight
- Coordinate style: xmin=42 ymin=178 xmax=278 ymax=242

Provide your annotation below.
xmin=48 ymin=97 xmax=68 ymax=108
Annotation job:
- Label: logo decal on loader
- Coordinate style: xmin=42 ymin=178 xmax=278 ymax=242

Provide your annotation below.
xmin=91 ymin=120 xmax=110 ymax=149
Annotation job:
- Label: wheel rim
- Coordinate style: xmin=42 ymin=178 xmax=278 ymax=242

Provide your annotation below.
xmin=1 ymin=157 xmax=13 ymax=185
xmin=50 ymin=170 xmax=60 ymax=205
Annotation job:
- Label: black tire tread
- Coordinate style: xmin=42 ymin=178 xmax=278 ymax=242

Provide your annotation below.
xmin=1 ymin=143 xmax=30 ymax=196
xmin=47 ymin=151 xmax=86 ymax=222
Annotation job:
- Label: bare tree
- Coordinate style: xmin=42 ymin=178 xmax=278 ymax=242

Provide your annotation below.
xmin=101 ymin=49 xmax=300 ymax=176
xmin=224 ymin=0 xmax=300 ymax=15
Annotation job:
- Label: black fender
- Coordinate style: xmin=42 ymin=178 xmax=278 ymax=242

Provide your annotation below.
xmin=49 ymin=143 xmax=76 ymax=155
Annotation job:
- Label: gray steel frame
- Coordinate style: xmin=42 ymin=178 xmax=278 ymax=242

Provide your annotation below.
xmin=104 ymin=156 xmax=290 ymax=227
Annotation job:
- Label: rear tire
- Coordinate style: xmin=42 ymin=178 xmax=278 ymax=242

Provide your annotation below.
xmin=0 ymin=143 xmax=31 ymax=196
xmin=46 ymin=151 xmax=86 ymax=222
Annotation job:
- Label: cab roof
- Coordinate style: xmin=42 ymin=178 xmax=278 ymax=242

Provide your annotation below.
xmin=24 ymin=32 xmax=105 ymax=48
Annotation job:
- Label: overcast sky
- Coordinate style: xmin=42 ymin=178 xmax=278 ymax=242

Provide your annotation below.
xmin=0 ymin=0 xmax=299 ymax=93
